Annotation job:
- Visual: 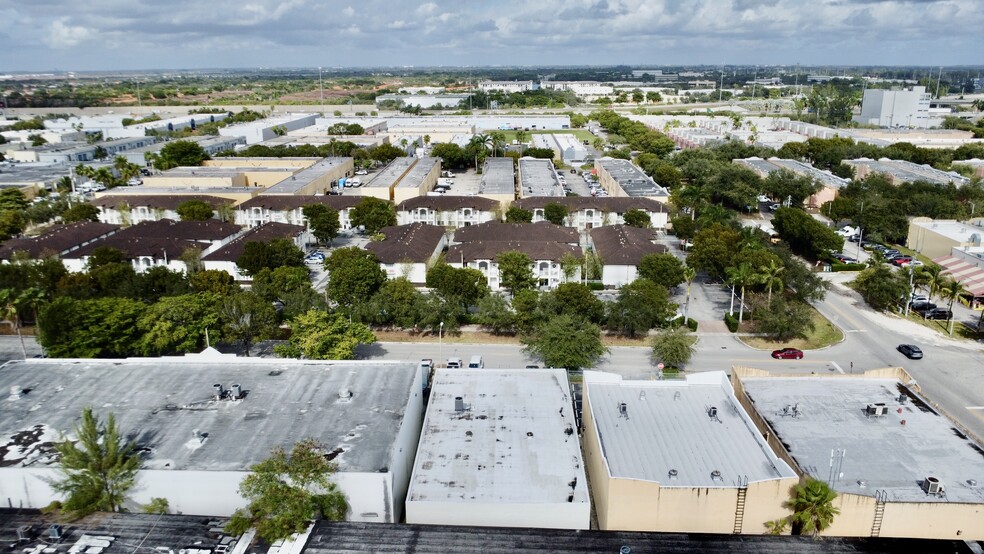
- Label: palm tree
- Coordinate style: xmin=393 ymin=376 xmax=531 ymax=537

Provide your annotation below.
xmin=0 ymin=289 xmax=27 ymax=359
xmin=923 ymin=265 xmax=946 ymax=302
xmin=682 ymin=266 xmax=697 ymax=322
xmin=759 ymin=259 xmax=785 ymax=304
xmin=940 ymin=277 xmax=965 ymax=336
xmin=469 ymin=134 xmax=491 ymax=169
xmin=788 ymin=479 xmax=840 ymax=536
xmin=726 ymin=263 xmax=759 ymax=324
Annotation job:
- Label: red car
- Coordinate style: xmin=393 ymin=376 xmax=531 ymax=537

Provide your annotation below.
xmin=771 ymin=348 xmax=804 ymax=360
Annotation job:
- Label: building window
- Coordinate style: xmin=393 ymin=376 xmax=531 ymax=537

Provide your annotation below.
xmin=539 ymin=262 xmax=549 ymax=272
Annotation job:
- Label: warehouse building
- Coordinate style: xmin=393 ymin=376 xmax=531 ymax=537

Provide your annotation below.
xmin=0 ymin=355 xmax=424 ymax=523
xmin=735 ymin=157 xmax=849 ymax=209
xmin=734 ymin=367 xmax=984 ymax=540
xmin=594 ymin=158 xmax=670 ymax=202
xmin=581 ymin=371 xmax=798 ymax=533
xmin=518 ymin=157 xmax=564 ymax=198
xmin=406 ymin=368 xmax=590 ymax=529
xmin=478 ymin=157 xmax=516 ymax=205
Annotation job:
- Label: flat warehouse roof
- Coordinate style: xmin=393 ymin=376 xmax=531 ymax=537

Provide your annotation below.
xmin=0 ymin=356 xmax=419 ymax=474
xmin=366 ymin=157 xmax=416 ymax=189
xmin=740 ymin=375 xmax=984 ymax=503
xmin=264 ymin=157 xmax=350 ymax=194
xmin=408 ymin=368 xmax=589 ymax=505
xmin=481 ymin=157 xmax=515 ymax=195
xmin=597 ymin=158 xmax=669 ymax=197
xmin=519 ymin=158 xmax=562 ymax=197
xmin=397 ymin=157 xmax=439 ymax=188
xmin=585 ymin=371 xmax=796 ymax=487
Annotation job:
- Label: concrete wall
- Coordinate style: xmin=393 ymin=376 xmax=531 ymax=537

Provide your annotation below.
xmin=906 ymin=221 xmax=966 ymax=260
xmin=806 ymin=185 xmax=838 ymax=210
xmin=601 ymin=265 xmax=638 ymax=288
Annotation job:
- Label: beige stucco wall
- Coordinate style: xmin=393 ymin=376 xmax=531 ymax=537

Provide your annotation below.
xmin=592 ymin=161 xmax=628 ymax=198
xmin=143 ymin=175 xmax=244 ymax=188
xmin=582 ymin=375 xmax=796 ymax=534
xmin=242 ymin=170 xmax=296 ymax=188
xmin=906 ymin=220 xmax=967 ymax=260
xmin=807 ymin=185 xmax=838 ymax=210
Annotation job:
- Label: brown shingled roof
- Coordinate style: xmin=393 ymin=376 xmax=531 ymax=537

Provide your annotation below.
xmin=447 ymin=241 xmax=582 ymax=263
xmin=365 ymin=223 xmax=446 ymax=264
xmin=202 ymin=222 xmax=306 ymax=262
xmin=0 ymin=222 xmax=120 ymax=260
xmin=90 ymin=195 xmax=235 ymax=210
xmin=237 ymin=195 xmax=363 ymax=211
xmin=589 ymin=225 xmax=667 ymax=266
xmin=397 ymin=196 xmax=499 ymax=212
xmin=452 ymin=221 xmax=579 ymax=244
xmin=70 ymin=219 xmax=243 ymax=260
xmin=512 ymin=196 xmax=667 ymax=213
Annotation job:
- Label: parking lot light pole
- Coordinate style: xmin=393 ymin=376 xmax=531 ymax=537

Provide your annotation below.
xmin=856 ymin=200 xmax=865 ymax=260
xmin=904 ymin=266 xmax=915 ymax=317
xmin=439 ymin=321 xmax=444 ymax=366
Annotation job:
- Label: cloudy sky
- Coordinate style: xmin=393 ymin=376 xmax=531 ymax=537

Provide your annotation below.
xmin=0 ymin=0 xmax=980 ymax=72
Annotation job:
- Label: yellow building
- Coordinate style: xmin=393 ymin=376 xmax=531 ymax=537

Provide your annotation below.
xmin=581 ymin=371 xmax=799 ymax=534
xmin=733 ymin=367 xmax=984 ymax=540
xmin=906 ymin=217 xmax=984 ymax=260
xmin=356 ymin=157 xmax=440 ymax=203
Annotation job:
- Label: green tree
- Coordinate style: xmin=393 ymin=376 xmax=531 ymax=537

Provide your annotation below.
xmin=772 ymin=207 xmax=844 ymax=260
xmin=148 ymin=140 xmax=210 ymax=170
xmin=543 ymin=203 xmax=568 ymax=225
xmin=621 ymin=209 xmax=651 ymax=229
xmin=425 ymin=263 xmax=489 ymax=310
xmin=940 ymin=277 xmax=965 ymax=335
xmin=275 ymin=309 xmax=375 ymax=359
xmin=142 ymin=497 xmax=170 ymax=515
xmin=687 ymin=224 xmax=740 ymax=280
xmin=38 ymin=296 xmax=145 ymax=357
xmin=236 ymin=238 xmax=305 ymax=277
xmin=302 ymin=204 xmax=340 ymax=245
xmin=226 ymin=439 xmax=348 ymax=542
xmin=788 ymin=479 xmax=840 ymax=536
xmin=324 ymin=247 xmax=387 ymax=309
xmin=190 ymin=269 xmax=237 ymax=296
xmin=505 ymin=206 xmax=533 ymax=223
xmin=522 ymin=314 xmax=607 ymax=370
xmin=682 ymin=265 xmax=697 ymax=321
xmin=135 ymin=293 xmax=222 ymax=356
xmin=637 ymin=253 xmax=685 ymax=289
xmin=758 ymin=259 xmax=785 ymax=303
xmin=538 ymin=282 xmax=606 ymax=324
xmin=52 ymin=408 xmax=140 ymax=519
xmin=0 ymin=289 xmax=27 ymax=358
xmin=219 ymin=291 xmax=279 ymax=356
xmin=753 ymin=297 xmax=814 ymax=341
xmin=176 ymin=199 xmax=215 ymax=221
xmin=606 ymin=278 xmax=676 ymax=337
xmin=350 ymin=197 xmax=396 ymax=234
xmin=475 ymin=293 xmax=517 ymax=335
xmin=496 ymin=251 xmax=536 ymax=295
xmin=62 ymin=203 xmax=101 ymax=224
xmin=651 ymin=326 xmax=696 ymax=368
xmin=763 ymin=169 xmax=822 ymax=208
xmin=852 ymin=265 xmax=909 ymax=312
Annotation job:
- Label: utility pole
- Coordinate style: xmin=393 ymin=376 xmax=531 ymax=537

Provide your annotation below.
xmin=319 ymin=66 xmax=324 ymax=114
xmin=856 ymin=200 xmax=865 ymax=260
xmin=935 ymin=66 xmax=943 ymax=99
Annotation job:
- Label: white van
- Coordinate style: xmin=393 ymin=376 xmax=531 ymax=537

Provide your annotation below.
xmin=468 ymin=355 xmax=483 ymax=369
xmin=446 ymin=357 xmax=462 ymax=369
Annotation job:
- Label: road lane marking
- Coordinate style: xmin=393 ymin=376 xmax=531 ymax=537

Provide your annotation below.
xmin=823 ymin=300 xmax=866 ymax=331
xmin=968 ymin=407 xmax=984 ymax=410
xmin=830 ymin=362 xmax=845 ymax=374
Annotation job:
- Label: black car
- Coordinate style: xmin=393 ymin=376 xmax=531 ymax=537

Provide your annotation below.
xmin=924 ymin=308 xmax=953 ymax=320
xmin=897 ymin=344 xmax=924 ymax=359
xmin=910 ymin=302 xmax=937 ymax=312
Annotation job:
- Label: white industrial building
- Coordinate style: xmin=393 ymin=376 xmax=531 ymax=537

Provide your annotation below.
xmin=0 ymin=354 xmax=424 ymax=523
xmin=540 ymin=81 xmax=614 ymax=97
xmin=854 ymin=86 xmax=933 ymax=128
xmin=406 ymin=368 xmax=590 ymax=529
xmin=219 ymin=113 xmax=318 ymax=144
xmin=477 ymin=81 xmax=536 ymax=93
xmin=532 ymin=133 xmax=588 ymax=164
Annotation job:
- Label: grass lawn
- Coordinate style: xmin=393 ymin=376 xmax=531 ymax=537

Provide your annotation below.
xmin=888 ymin=243 xmax=936 ymax=266
xmin=739 ymin=308 xmax=844 ymax=350
xmin=479 ymin=129 xmax=597 ymax=144
xmin=898 ymin=309 xmax=980 ymax=340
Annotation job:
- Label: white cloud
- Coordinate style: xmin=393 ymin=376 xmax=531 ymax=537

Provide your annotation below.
xmin=45 ymin=18 xmax=92 ymax=49
xmin=343 ymin=6 xmax=355 ymax=16
xmin=417 ymin=2 xmax=438 ymax=14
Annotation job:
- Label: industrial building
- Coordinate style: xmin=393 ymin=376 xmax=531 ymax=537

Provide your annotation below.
xmin=477 ymin=81 xmax=536 ymax=93
xmin=531 ymin=133 xmax=589 ymax=164
xmin=356 ymin=157 xmax=440 ymax=203
xmin=518 ymin=157 xmax=564 ymax=198
xmin=0 ymin=354 xmax=424 ymax=523
xmin=594 ymin=158 xmax=670 ymax=202
xmin=406 ymin=368 xmax=590 ymax=529
xmin=844 ymin=158 xmax=969 ymax=187
xmin=855 ymin=86 xmax=932 ymax=128
xmin=119 ymin=135 xmax=245 ymax=166
xmin=375 ymin=93 xmax=470 ymax=110
xmin=218 ymin=113 xmax=318 ymax=144
xmin=581 ymin=371 xmax=798 ymax=533
xmin=478 ymin=157 xmax=516 ymax=205
xmin=734 ymin=367 xmax=984 ymax=540
xmin=735 ymin=157 xmax=849 ymax=209
xmin=907 ymin=217 xmax=984 ymax=260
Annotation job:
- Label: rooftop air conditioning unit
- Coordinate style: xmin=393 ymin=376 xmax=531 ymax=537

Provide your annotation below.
xmin=866 ymin=403 xmax=888 ymax=417
xmin=923 ymin=476 xmax=942 ymax=495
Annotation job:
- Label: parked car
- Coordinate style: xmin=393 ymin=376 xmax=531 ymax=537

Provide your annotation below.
xmin=305 ymin=252 xmax=325 ymax=264
xmin=767 ymin=203 xmax=781 ymax=211
xmin=355 ymin=169 xmax=368 ymax=175
xmin=910 ymin=301 xmax=937 ymax=313
xmin=924 ymin=308 xmax=953 ymax=320
xmin=897 ymin=344 xmax=924 ymax=359
xmin=771 ymin=348 xmax=804 ymax=360
xmin=900 ymin=260 xmax=924 ymax=268
xmin=910 ymin=294 xmax=929 ymax=303
xmin=890 ymin=257 xmax=913 ymax=266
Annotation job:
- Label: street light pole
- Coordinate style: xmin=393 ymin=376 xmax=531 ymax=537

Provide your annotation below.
xmin=439 ymin=321 xmax=444 ymax=366
xmin=856 ymin=200 xmax=865 ymax=261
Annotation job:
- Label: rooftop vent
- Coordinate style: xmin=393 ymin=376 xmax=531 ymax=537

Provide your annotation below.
xmin=9 ymin=385 xmax=22 ymax=400
xmin=454 ymin=396 xmax=465 ymax=413
xmin=708 ymin=406 xmax=718 ymax=419
xmin=923 ymin=476 xmax=944 ymax=496
xmin=668 ymin=469 xmax=678 ymax=480
xmin=48 ymin=524 xmax=62 ymax=539
xmin=618 ymin=402 xmax=628 ymax=419
xmin=213 ymin=383 xmax=224 ymax=400
xmin=898 ymin=393 xmax=907 ymax=404
xmin=711 ymin=470 xmax=723 ymax=482
xmin=338 ymin=388 xmax=353 ymax=402
xmin=231 ymin=383 xmax=242 ymax=400
xmin=639 ymin=390 xmax=646 ymax=401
